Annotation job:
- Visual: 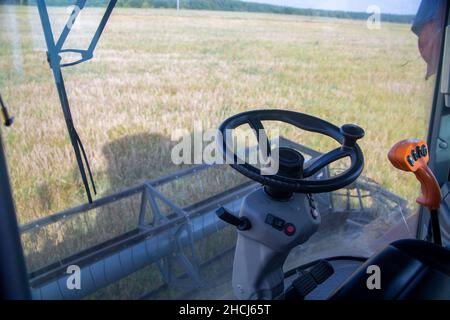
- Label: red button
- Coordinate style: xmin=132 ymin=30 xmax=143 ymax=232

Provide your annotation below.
xmin=284 ymin=223 xmax=296 ymax=236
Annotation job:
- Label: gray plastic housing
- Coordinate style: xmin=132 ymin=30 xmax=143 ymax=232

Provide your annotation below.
xmin=439 ymin=182 xmax=450 ymax=247
xmin=440 ymin=26 xmax=450 ymax=107
xmin=232 ymin=188 xmax=320 ymax=299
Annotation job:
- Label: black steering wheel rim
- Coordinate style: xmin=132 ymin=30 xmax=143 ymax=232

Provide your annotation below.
xmin=217 ymin=109 xmax=364 ymax=194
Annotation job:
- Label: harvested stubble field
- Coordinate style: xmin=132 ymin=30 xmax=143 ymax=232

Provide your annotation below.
xmin=0 ymin=5 xmax=435 ymax=295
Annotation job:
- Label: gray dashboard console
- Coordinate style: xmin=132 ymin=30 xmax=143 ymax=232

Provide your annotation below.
xmin=232 ymin=187 xmax=320 ymax=299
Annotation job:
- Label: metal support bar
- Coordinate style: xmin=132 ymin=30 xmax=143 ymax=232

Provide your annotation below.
xmin=0 ymin=133 xmax=30 ymax=299
xmin=35 ymin=0 xmax=117 ymax=203
xmin=55 ymin=0 xmax=87 ymax=51
xmin=36 ymin=0 xmax=94 ymax=202
xmin=20 ymin=184 xmax=144 ymax=233
xmin=144 ymin=184 xmax=171 ymax=225
xmin=141 ymin=183 xmax=201 ymax=286
xmin=88 ymin=0 xmax=117 ymax=54
xmin=138 ymin=187 xmax=148 ymax=227
xmin=30 ymin=205 xmax=231 ymax=299
xmin=59 ymin=0 xmax=118 ymax=67
xmin=28 ymin=180 xmax=257 ymax=299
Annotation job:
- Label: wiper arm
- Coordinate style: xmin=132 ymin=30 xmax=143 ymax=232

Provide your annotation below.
xmin=36 ymin=0 xmax=117 ymax=203
xmin=0 ymin=93 xmax=14 ymax=127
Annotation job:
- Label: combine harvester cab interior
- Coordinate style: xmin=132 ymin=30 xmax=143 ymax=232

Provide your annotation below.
xmin=0 ymin=0 xmax=450 ymax=301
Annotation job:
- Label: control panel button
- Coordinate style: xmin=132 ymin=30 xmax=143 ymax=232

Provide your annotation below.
xmin=415 ymin=145 xmax=422 ymax=158
xmin=284 ymin=223 xmax=296 ymax=236
xmin=406 ymin=155 xmax=415 ymax=166
xmin=421 ymin=144 xmax=427 ymax=157
xmin=265 ymin=213 xmax=285 ymax=231
xmin=411 ymin=149 xmax=418 ymax=161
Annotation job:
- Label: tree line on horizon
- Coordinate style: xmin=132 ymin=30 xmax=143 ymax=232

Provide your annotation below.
xmin=7 ymin=0 xmax=415 ymax=24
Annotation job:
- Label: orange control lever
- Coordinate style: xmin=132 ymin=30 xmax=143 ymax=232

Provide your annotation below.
xmin=388 ymin=139 xmax=441 ymax=210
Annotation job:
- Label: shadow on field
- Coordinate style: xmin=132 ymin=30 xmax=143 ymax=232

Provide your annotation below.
xmin=93 ymin=132 xmax=188 ymax=241
xmin=25 ymin=132 xmax=184 ymax=273
xmin=102 ymin=132 xmax=181 ymax=192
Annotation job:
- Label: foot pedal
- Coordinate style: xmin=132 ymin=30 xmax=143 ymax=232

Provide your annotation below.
xmin=292 ymin=271 xmax=317 ymax=298
xmin=285 ymin=260 xmax=334 ymax=300
xmin=310 ymin=260 xmax=334 ymax=284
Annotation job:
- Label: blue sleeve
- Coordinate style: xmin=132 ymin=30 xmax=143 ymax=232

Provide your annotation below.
xmin=412 ymin=0 xmax=446 ymax=35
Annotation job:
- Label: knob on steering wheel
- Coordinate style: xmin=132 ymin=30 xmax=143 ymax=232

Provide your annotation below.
xmin=217 ymin=109 xmax=365 ymax=195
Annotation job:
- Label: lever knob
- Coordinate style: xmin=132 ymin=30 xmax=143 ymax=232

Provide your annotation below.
xmin=216 ymin=207 xmax=251 ymax=231
xmin=388 ymin=139 xmax=441 ymax=210
xmin=340 ymin=124 xmax=365 ymax=149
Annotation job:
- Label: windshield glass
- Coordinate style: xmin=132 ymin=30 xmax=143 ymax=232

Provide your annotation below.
xmin=0 ymin=0 xmax=445 ymax=299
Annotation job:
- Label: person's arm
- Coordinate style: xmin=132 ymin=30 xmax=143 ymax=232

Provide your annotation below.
xmin=412 ymin=0 xmax=446 ymax=79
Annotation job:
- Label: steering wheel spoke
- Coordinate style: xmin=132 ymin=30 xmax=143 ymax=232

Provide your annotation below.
xmin=303 ymin=147 xmax=351 ymax=178
xmin=248 ymin=117 xmax=271 ymax=160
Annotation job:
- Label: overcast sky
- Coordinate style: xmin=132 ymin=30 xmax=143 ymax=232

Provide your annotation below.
xmin=242 ymin=0 xmax=422 ymax=15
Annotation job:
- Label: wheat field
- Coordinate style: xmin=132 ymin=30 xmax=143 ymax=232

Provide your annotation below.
xmin=0 ymin=6 xmax=435 ymax=278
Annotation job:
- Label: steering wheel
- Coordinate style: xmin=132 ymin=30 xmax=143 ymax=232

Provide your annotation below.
xmin=217 ymin=109 xmax=365 ymax=194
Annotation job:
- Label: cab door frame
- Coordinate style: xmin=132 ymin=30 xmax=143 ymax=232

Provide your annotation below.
xmin=418 ymin=2 xmax=450 ymax=242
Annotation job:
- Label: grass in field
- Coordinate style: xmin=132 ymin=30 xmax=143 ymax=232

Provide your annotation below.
xmin=0 ymin=6 xmax=435 ymax=295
